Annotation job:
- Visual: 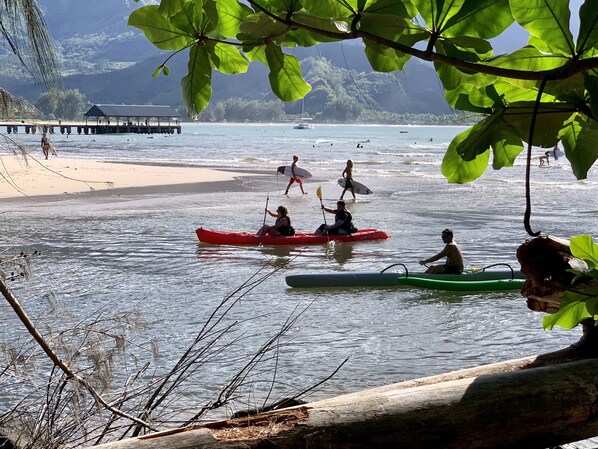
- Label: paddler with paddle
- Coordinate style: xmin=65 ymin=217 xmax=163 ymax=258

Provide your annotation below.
xmin=257 ymin=205 xmax=295 ymax=237
xmin=419 ymin=228 xmax=464 ymax=274
xmin=314 ymin=200 xmax=356 ymax=235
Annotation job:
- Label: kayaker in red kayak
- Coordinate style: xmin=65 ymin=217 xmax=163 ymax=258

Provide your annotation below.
xmin=257 ymin=206 xmax=295 ymax=237
xmin=314 ymin=200 xmax=357 ymax=235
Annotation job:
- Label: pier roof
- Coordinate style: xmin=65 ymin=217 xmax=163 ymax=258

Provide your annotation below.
xmin=84 ymin=104 xmax=180 ymax=118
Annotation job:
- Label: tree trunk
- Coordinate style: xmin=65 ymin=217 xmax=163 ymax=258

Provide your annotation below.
xmin=91 ymin=351 xmax=598 ymax=449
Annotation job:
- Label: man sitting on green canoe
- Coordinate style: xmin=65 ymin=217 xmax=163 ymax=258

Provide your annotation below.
xmin=419 ymin=228 xmax=464 ymax=274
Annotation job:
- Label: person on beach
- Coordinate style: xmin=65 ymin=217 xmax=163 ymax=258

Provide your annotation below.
xmin=340 ymin=159 xmax=355 ymax=200
xmin=419 ymin=228 xmax=464 ymax=274
xmin=284 ymin=155 xmax=307 ymax=195
xmin=539 ymin=151 xmax=550 ymax=167
xmin=552 ymin=141 xmax=561 ymax=160
xmin=257 ymin=206 xmax=294 ymax=237
xmin=41 ymin=133 xmax=50 ymax=160
xmin=314 ymin=200 xmax=356 ymax=235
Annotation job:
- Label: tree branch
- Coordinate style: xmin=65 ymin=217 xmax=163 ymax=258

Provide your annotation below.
xmin=0 ymin=277 xmax=156 ymax=432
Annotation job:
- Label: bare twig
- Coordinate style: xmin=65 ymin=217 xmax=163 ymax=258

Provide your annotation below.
xmin=0 ymin=277 xmax=156 ymax=432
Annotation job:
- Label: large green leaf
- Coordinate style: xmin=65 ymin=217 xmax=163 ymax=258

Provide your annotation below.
xmin=543 ymin=74 xmax=586 ymax=101
xmin=359 ymin=12 xmax=412 ymax=41
xmin=445 ymin=85 xmax=493 ymax=113
xmin=364 ymin=39 xmax=411 ymax=72
xmin=442 ymin=0 xmax=513 ymax=39
xmin=577 ymin=0 xmax=598 ymax=55
xmin=542 ymin=289 xmax=598 ymax=330
xmin=436 ymin=62 xmax=492 ymax=92
xmin=244 ymin=45 xmax=267 ymax=64
xmin=454 ymin=113 xmax=502 ymax=161
xmin=128 ymin=5 xmax=197 ymax=51
xmin=361 ymin=0 xmax=417 ymax=18
xmin=265 ymin=44 xmax=311 ymax=101
xmin=559 ymin=114 xmax=598 ymax=179
xmin=510 ymin=0 xmax=574 ymax=56
xmin=300 ymin=0 xmax=355 ymax=19
xmin=467 ymin=84 xmax=503 ymax=109
xmin=490 ymin=79 xmax=551 ymax=103
xmin=181 ymin=44 xmax=212 ymax=118
xmin=169 ymin=1 xmax=203 ymax=36
xmin=570 ymin=235 xmax=598 ymax=267
xmin=491 ymin=132 xmax=524 ymax=169
xmin=285 ymin=28 xmax=325 ymax=46
xmin=290 ymin=13 xmax=350 ymax=43
xmin=412 ymin=0 xmax=465 ymax=31
xmin=442 ymin=36 xmax=494 ymax=58
xmin=502 ymin=102 xmax=575 ymax=148
xmin=586 ymin=73 xmax=598 ymax=118
xmin=441 ymin=113 xmax=524 ymax=182
xmin=441 ymin=127 xmax=491 ymax=183
xmin=209 ymin=42 xmax=249 ymax=74
xmin=485 ymin=46 xmax=566 ymax=71
xmin=238 ymin=13 xmax=287 ymax=41
xmin=158 ymin=0 xmax=187 ymax=18
xmin=216 ymin=0 xmax=253 ymax=38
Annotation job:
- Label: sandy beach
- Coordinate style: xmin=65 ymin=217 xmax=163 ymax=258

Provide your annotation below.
xmin=0 ymin=154 xmax=258 ymax=200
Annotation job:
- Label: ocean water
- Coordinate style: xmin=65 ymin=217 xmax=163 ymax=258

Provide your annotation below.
xmin=1 ymin=123 xmax=596 ymax=417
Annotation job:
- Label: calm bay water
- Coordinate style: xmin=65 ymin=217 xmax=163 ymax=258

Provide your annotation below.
xmin=1 ymin=123 xmax=596 ymax=416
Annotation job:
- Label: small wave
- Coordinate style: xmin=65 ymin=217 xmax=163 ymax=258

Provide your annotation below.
xmin=402 ymin=160 xmax=439 ymax=166
xmin=238 ymin=157 xmax=263 ymax=163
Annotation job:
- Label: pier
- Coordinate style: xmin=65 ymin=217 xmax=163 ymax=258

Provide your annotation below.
xmin=1 ymin=104 xmax=183 ymax=136
xmin=1 ymin=122 xmax=182 ymax=135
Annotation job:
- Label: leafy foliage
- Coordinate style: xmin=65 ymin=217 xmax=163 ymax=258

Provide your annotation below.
xmin=543 ymin=235 xmax=598 ymax=330
xmin=129 ymin=0 xmax=598 ymax=184
xmin=35 ymin=88 xmax=87 ymax=120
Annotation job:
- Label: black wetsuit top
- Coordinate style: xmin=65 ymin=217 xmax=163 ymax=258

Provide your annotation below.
xmin=332 ymin=210 xmax=353 ymax=233
xmin=275 ymin=216 xmax=292 ymax=236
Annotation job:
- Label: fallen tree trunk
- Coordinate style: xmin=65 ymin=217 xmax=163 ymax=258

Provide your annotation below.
xmin=91 ymin=350 xmax=598 ymax=449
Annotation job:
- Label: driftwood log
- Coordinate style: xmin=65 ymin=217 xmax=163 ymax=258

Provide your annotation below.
xmin=89 ymin=236 xmax=598 ymax=449
xmin=91 ymin=350 xmax=598 ymax=449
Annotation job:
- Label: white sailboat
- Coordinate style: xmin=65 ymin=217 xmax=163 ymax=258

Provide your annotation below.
xmin=294 ymin=98 xmax=315 ymax=129
xmin=294 ymin=122 xmax=315 ymax=129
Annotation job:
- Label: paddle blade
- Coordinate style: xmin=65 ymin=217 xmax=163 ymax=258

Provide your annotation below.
xmin=316 ymin=185 xmax=322 ymax=200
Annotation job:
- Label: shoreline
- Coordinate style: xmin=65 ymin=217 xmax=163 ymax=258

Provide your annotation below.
xmin=0 ymin=155 xmax=264 ymax=201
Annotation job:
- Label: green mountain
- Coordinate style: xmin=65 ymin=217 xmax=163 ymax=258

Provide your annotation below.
xmin=1 ymin=0 xmax=456 ymax=119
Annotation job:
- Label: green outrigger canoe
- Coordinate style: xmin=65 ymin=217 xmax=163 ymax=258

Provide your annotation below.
xmin=396 ymin=276 xmax=525 ymax=291
xmin=285 ymin=263 xmax=525 ymax=290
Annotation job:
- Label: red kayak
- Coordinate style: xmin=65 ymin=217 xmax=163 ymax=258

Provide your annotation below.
xmin=196 ymin=228 xmax=390 ymax=246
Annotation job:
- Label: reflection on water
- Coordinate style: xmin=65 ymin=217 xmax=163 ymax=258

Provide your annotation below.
xmin=326 ymin=241 xmax=354 ymax=265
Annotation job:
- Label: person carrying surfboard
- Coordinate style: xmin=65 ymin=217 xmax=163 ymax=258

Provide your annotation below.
xmin=284 ymin=155 xmax=307 ymax=195
xmin=340 ymin=159 xmax=356 ymax=200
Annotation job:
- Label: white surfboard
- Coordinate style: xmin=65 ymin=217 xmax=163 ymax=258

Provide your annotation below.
xmin=277 ymin=165 xmax=312 ymax=179
xmin=338 ymin=178 xmax=373 ymax=195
